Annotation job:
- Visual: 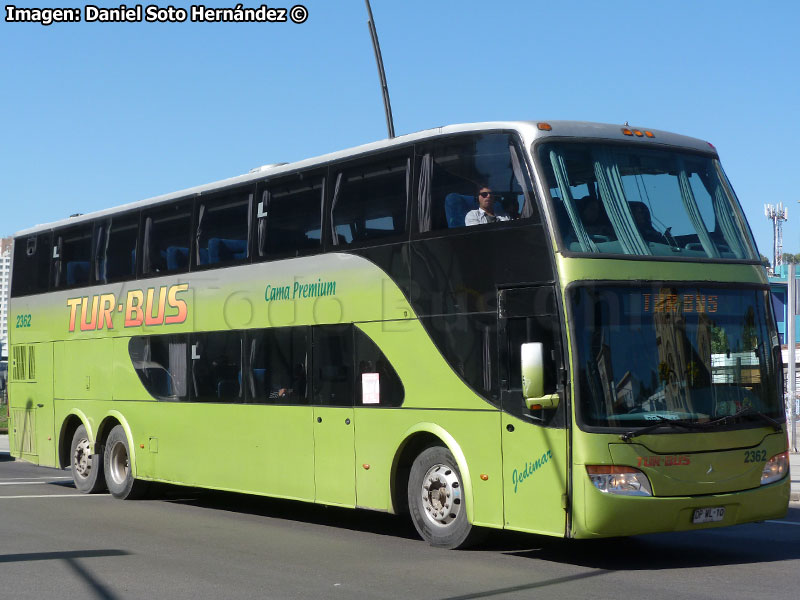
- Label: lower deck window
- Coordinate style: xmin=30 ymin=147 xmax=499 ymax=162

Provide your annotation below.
xmin=129 ymin=325 xmax=404 ymax=407
xmin=129 ymin=335 xmax=188 ymax=400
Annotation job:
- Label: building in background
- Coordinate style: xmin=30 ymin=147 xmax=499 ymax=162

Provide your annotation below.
xmin=0 ymin=237 xmax=11 ymax=360
xmin=768 ymin=263 xmax=800 ymax=412
xmin=769 ymin=264 xmax=800 ymax=342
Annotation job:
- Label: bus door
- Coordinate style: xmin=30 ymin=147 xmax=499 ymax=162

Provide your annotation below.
xmin=11 ymin=342 xmax=56 ymax=466
xmin=311 ymin=326 xmax=356 ymax=507
xmin=498 ymin=286 xmax=569 ymax=536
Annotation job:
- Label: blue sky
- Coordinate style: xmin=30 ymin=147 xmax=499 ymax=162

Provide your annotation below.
xmin=2 ymin=1 xmax=798 ymax=259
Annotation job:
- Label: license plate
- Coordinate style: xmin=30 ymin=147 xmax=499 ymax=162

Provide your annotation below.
xmin=692 ymin=507 xmax=725 ymax=524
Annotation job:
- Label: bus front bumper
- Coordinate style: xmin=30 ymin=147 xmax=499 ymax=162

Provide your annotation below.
xmin=573 ymin=475 xmax=790 ymax=538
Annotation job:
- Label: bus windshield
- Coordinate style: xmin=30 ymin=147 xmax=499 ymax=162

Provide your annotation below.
xmin=572 ymin=286 xmax=783 ymax=429
xmin=539 ymin=142 xmax=758 ymax=260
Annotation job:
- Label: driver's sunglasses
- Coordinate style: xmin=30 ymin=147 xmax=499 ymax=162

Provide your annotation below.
xmin=479 ymin=191 xmax=492 ymax=198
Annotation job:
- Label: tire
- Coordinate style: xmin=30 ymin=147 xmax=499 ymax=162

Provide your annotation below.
xmin=70 ymin=425 xmax=106 ymax=493
xmin=407 ymin=446 xmax=483 ymax=549
xmin=103 ymin=425 xmax=149 ymax=500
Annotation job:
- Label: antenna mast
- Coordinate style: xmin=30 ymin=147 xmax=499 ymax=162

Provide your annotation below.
xmin=364 ymin=0 xmax=395 ymax=139
xmin=765 ymin=203 xmax=788 ymax=274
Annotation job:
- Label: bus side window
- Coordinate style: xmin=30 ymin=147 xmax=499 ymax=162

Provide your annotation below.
xmin=416 ymin=133 xmax=538 ymax=233
xmin=11 ymin=232 xmax=52 ymax=297
xmin=246 ymin=327 xmax=308 ymax=404
xmin=129 ymin=335 xmax=189 ymax=401
xmin=195 ymin=187 xmax=252 ymax=268
xmin=141 ymin=201 xmax=192 ymax=276
xmin=312 ymin=325 xmax=354 ymax=407
xmin=498 ymin=286 xmax=563 ymax=424
xmin=93 ymin=214 xmax=139 ymax=284
xmin=330 ymin=157 xmax=408 ymax=247
xmin=190 ymin=331 xmax=243 ymax=403
xmin=257 ymin=174 xmax=324 ymax=260
xmin=354 ymin=328 xmax=404 ymax=407
xmin=52 ymin=225 xmax=93 ymax=289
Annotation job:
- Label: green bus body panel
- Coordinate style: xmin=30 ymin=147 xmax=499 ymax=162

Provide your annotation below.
xmin=54 ymin=339 xmax=113 ymax=400
xmin=8 ymin=254 xmax=415 ymax=345
xmin=607 ymin=432 xmax=787 ymax=496
xmin=7 ymin=343 xmax=56 ymax=466
xmin=556 ymin=256 xmax=768 ymax=286
xmin=501 ymin=413 xmax=567 ymax=536
xmin=570 ymin=419 xmax=790 ymax=538
xmin=313 ymin=406 xmax=356 ymax=507
xmin=53 ymin=399 xmax=319 ymax=499
xmin=112 ymin=337 xmax=156 ymax=401
xmin=353 ymin=410 xmax=503 ymax=527
xmin=575 ymin=470 xmax=789 ymax=538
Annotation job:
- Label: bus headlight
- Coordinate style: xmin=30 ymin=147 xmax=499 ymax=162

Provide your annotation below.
xmin=760 ymin=451 xmax=789 ymax=485
xmin=586 ymin=465 xmax=652 ymax=496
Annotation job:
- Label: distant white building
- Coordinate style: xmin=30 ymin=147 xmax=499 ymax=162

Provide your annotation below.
xmin=0 ymin=237 xmax=11 ymax=359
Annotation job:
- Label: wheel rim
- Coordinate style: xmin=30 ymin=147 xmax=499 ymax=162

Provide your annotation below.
xmin=420 ymin=463 xmax=462 ymax=528
xmin=72 ymin=438 xmax=92 ymax=480
xmin=108 ymin=441 xmax=129 ymax=486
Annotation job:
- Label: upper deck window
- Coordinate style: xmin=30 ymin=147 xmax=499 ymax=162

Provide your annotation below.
xmin=94 ymin=214 xmax=139 ymax=284
xmin=539 ymin=142 xmax=758 ymax=260
xmin=331 ymin=157 xmax=408 ymax=246
xmin=52 ymin=225 xmax=93 ymax=289
xmin=257 ymin=174 xmax=324 ymax=259
xmin=417 ymin=133 xmax=538 ymax=233
xmin=195 ymin=188 xmax=252 ymax=267
xmin=141 ymin=201 xmax=193 ymax=276
xmin=11 ymin=233 xmax=51 ymax=297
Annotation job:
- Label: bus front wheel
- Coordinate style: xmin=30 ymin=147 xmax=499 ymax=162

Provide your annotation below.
xmin=407 ymin=446 xmax=482 ymax=549
xmin=103 ymin=425 xmax=149 ymax=500
xmin=70 ymin=425 xmax=106 ymax=493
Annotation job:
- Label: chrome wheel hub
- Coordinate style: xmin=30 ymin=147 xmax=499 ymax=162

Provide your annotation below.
xmin=421 ymin=463 xmax=462 ymax=527
xmin=108 ymin=441 xmax=129 ymax=486
xmin=73 ymin=438 xmax=92 ymax=480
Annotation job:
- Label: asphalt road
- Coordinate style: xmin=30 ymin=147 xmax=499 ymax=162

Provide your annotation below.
xmin=1 ymin=454 xmax=799 ymax=600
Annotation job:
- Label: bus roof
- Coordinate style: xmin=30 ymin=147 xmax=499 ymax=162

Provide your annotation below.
xmin=14 ymin=120 xmax=717 ymax=237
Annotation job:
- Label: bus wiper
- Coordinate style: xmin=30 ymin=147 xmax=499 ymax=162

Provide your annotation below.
xmin=620 ymin=417 xmax=706 ymax=442
xmin=622 ymin=409 xmax=783 ymax=441
xmin=704 ymin=408 xmax=782 ymax=432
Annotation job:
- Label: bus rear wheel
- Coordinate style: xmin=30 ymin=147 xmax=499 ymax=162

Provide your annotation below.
xmin=103 ymin=425 xmax=149 ymax=500
xmin=407 ymin=446 xmax=482 ymax=549
xmin=70 ymin=425 xmax=106 ymax=493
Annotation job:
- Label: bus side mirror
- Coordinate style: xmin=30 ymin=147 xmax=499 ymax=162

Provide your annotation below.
xmin=521 ymin=342 xmax=559 ymax=410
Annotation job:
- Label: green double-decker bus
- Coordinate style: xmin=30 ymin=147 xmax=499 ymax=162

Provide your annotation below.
xmin=8 ymin=121 xmax=789 ymax=547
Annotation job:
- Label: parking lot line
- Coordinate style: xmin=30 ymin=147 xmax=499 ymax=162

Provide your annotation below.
xmin=0 ymin=494 xmax=110 ymax=499
xmin=0 ymin=481 xmax=54 ymax=486
xmin=0 ymin=476 xmax=72 ymax=481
